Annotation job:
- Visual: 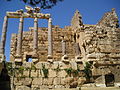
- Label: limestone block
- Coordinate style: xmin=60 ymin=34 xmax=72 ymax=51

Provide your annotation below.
xmin=39 ymin=85 xmax=49 ymax=89
xmin=23 ymin=78 xmax=32 ymax=86
xmin=51 ymin=61 xmax=59 ymax=69
xmin=35 ymin=62 xmax=42 ymax=69
xmin=44 ymin=62 xmax=50 ymax=69
xmin=32 ymin=78 xmax=42 ymax=85
xmin=58 ymin=70 xmax=67 ymax=77
xmin=16 ymin=86 xmax=30 ymax=90
xmin=53 ymin=78 xmax=61 ymax=85
xmin=95 ymin=83 xmax=106 ymax=87
xmin=70 ymin=81 xmax=78 ymax=88
xmin=30 ymin=70 xmax=38 ymax=77
xmin=78 ymin=77 xmax=86 ymax=85
xmin=114 ymin=83 xmax=120 ymax=87
xmin=31 ymin=85 xmax=40 ymax=90
xmin=32 ymin=58 xmax=39 ymax=63
xmin=14 ymin=70 xmax=23 ymax=77
xmin=92 ymin=68 xmax=102 ymax=76
xmin=70 ymin=61 xmax=77 ymax=70
xmin=64 ymin=77 xmax=74 ymax=85
xmin=61 ymin=78 xmax=66 ymax=85
xmin=59 ymin=62 xmax=70 ymax=69
xmin=48 ymin=69 xmax=57 ymax=77
xmin=54 ymin=85 xmax=65 ymax=88
xmin=42 ymin=78 xmax=53 ymax=85
xmin=14 ymin=78 xmax=22 ymax=86
xmin=23 ymin=62 xmax=31 ymax=68
xmin=48 ymin=85 xmax=54 ymax=89
xmin=23 ymin=70 xmax=30 ymax=77
xmin=38 ymin=69 xmax=42 ymax=77
xmin=95 ymin=75 xmax=104 ymax=84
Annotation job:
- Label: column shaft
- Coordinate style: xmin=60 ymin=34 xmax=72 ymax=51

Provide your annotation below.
xmin=62 ymin=40 xmax=66 ymax=55
xmin=16 ymin=17 xmax=24 ymax=56
xmin=75 ymin=43 xmax=80 ymax=56
xmin=33 ymin=18 xmax=38 ymax=52
xmin=48 ymin=18 xmax=53 ymax=56
xmin=0 ymin=16 xmax=8 ymax=55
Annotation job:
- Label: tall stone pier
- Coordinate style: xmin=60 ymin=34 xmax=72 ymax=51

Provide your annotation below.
xmin=0 ymin=16 xmax=8 ymax=61
xmin=33 ymin=18 xmax=38 ymax=53
xmin=16 ymin=17 xmax=24 ymax=56
xmin=48 ymin=18 xmax=53 ymax=59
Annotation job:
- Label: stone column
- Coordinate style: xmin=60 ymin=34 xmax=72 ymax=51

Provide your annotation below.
xmin=48 ymin=18 xmax=53 ymax=58
xmin=75 ymin=43 xmax=80 ymax=56
xmin=61 ymin=39 xmax=68 ymax=61
xmin=0 ymin=16 xmax=8 ymax=54
xmin=33 ymin=18 xmax=38 ymax=53
xmin=62 ymin=39 xmax=66 ymax=55
xmin=16 ymin=17 xmax=24 ymax=56
xmin=75 ymin=43 xmax=81 ymax=60
xmin=0 ymin=16 xmax=8 ymax=61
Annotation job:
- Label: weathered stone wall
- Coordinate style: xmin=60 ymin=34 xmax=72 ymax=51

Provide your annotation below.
xmin=70 ymin=8 xmax=120 ymax=87
xmin=9 ymin=8 xmax=120 ymax=89
xmin=7 ymin=61 xmax=85 ymax=90
xmin=72 ymin=9 xmax=120 ymax=62
xmin=10 ymin=26 xmax=75 ymax=62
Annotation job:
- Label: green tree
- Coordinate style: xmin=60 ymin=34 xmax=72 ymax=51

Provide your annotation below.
xmin=6 ymin=0 xmax=64 ymax=9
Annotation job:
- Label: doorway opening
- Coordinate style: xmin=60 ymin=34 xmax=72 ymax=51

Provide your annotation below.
xmin=26 ymin=55 xmax=32 ymax=62
xmin=105 ymin=73 xmax=115 ymax=87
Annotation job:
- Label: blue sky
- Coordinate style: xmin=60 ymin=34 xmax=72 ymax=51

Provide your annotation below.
xmin=0 ymin=0 xmax=120 ymax=61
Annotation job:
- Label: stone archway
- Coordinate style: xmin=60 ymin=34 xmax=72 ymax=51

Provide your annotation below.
xmin=105 ymin=73 xmax=115 ymax=87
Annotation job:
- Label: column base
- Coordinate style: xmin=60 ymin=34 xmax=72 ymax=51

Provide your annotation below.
xmin=114 ymin=83 xmax=120 ymax=87
xmin=75 ymin=55 xmax=82 ymax=62
xmin=47 ymin=55 xmax=53 ymax=62
xmin=61 ymin=55 xmax=69 ymax=62
xmin=95 ymin=83 xmax=106 ymax=87
xmin=0 ymin=54 xmax=5 ymax=62
xmin=32 ymin=58 xmax=39 ymax=63
xmin=15 ymin=55 xmax=22 ymax=62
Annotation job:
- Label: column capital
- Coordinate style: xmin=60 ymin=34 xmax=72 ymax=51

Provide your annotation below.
xmin=19 ymin=17 xmax=24 ymax=22
xmin=34 ymin=18 xmax=38 ymax=22
xmin=48 ymin=18 xmax=52 ymax=22
xmin=4 ymin=15 xmax=8 ymax=18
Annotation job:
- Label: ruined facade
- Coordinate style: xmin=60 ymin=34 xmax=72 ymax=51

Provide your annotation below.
xmin=10 ymin=26 xmax=75 ymax=62
xmin=0 ymin=7 xmax=120 ymax=90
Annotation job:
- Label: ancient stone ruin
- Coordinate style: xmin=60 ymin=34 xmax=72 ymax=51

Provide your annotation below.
xmin=0 ymin=6 xmax=120 ymax=90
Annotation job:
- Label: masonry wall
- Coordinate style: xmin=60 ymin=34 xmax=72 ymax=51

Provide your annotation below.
xmin=7 ymin=61 xmax=86 ymax=90
xmin=10 ymin=26 xmax=75 ymax=62
xmin=73 ymin=9 xmax=120 ymax=62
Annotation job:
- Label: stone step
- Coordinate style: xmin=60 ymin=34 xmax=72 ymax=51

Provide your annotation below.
xmin=41 ymin=87 xmax=120 ymax=90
